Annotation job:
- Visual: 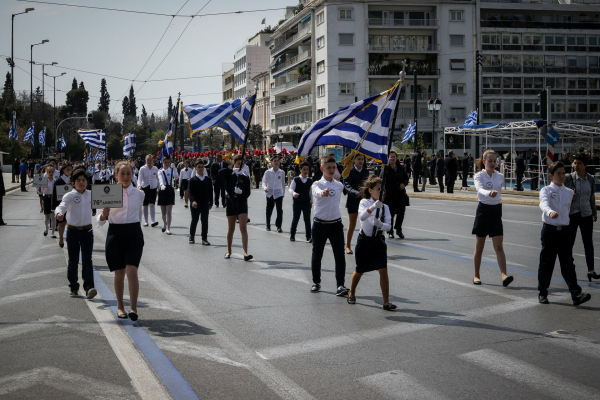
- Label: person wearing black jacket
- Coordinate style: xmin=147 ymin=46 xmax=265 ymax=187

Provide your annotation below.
xmin=529 ymin=151 xmax=539 ymax=190
xmin=51 ymin=163 xmax=73 ymax=248
xmin=461 ymin=152 xmax=470 ymax=188
xmin=445 ymin=151 xmax=458 ymax=193
xmin=209 ymin=154 xmax=228 ymax=207
xmin=515 ymin=152 xmax=526 ymax=191
xmin=0 ymin=164 xmax=6 ymax=226
xmin=188 ymin=161 xmax=213 ymax=245
xmin=289 ymin=161 xmax=313 ymax=242
xmin=383 ymin=150 xmax=409 ymax=238
xmin=429 ymin=155 xmax=437 ymax=185
xmin=436 ymin=151 xmax=445 ymax=192
xmin=343 ymin=154 xmax=370 ymax=254
xmin=412 ymin=147 xmax=422 ymax=191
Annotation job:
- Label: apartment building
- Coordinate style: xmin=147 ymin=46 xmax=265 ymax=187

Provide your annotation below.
xmin=233 ymin=33 xmax=271 ymax=100
xmin=222 ymin=66 xmax=234 ymax=102
xmin=252 ymin=71 xmax=271 ymax=149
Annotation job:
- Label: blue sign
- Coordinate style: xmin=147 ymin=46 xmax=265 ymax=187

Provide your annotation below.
xmin=546 ymin=128 xmax=559 ymax=145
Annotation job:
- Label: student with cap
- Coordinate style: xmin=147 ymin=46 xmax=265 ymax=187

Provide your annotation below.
xmin=179 ymin=160 xmax=193 ymax=208
xmin=289 ymin=161 xmax=313 ymax=242
xmin=157 ymin=156 xmax=179 ymax=235
xmin=343 ymin=153 xmax=369 ymax=254
xmin=52 ymin=163 xmax=73 ymax=248
xmin=262 ymin=156 xmax=286 ymax=232
xmin=188 ymin=160 xmax=213 ymax=245
xmin=138 ymin=154 xmax=159 ymax=227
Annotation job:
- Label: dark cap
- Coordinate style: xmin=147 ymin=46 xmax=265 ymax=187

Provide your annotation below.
xmin=579 ymin=146 xmax=585 ymax=152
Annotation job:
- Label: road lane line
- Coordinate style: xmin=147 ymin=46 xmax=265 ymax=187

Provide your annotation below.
xmin=11 ymin=267 xmax=65 ymax=281
xmin=358 ymin=370 xmax=449 ymax=400
xmin=25 ymin=254 xmax=64 ymax=264
xmin=544 ymin=331 xmax=600 ymax=359
xmin=457 ymin=349 xmax=600 ymax=399
xmin=0 ymin=230 xmax=44 ymax=291
xmin=0 ymin=288 xmax=63 ymax=306
xmin=152 ymin=337 xmax=249 ymax=369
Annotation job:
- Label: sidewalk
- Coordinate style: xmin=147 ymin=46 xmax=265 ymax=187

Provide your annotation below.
xmin=2 ymin=173 xmax=32 ymax=193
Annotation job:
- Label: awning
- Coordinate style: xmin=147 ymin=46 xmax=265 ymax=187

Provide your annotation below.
xmin=273 ymin=70 xmax=288 ymax=79
xmin=300 ymin=14 xmax=311 ymax=24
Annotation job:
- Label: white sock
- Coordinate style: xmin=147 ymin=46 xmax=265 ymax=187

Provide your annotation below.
xmin=166 ymin=206 xmax=173 ymax=230
xmin=149 ymin=204 xmax=156 ymax=223
xmin=143 ymin=206 xmax=148 ymax=224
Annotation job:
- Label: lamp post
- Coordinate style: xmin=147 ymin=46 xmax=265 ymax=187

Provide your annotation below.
xmin=427 ymin=98 xmax=442 ymax=152
xmin=9 ymin=7 xmax=34 ymax=183
xmin=44 ymin=72 xmax=66 ymax=154
xmin=295 ymin=127 xmax=301 ymax=148
xmin=30 ymin=40 xmax=49 ymax=121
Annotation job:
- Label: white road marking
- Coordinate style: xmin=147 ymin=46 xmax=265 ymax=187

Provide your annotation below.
xmin=153 ymin=337 xmax=249 ymax=368
xmin=458 ymin=349 xmax=600 ymax=399
xmin=544 ymin=331 xmax=600 ymax=359
xmin=11 ymin=267 xmax=65 ymax=281
xmin=25 ymin=254 xmax=64 ymax=264
xmin=237 ymin=253 xmax=309 ymax=284
xmin=0 ymin=287 xmax=64 ymax=306
xmin=410 ymin=207 xmax=542 ymax=226
xmin=0 ymin=232 xmax=45 ymax=291
xmin=0 ymin=367 xmax=137 ymax=399
xmin=0 ymin=315 xmax=102 ymax=340
xmin=358 ymin=370 xmax=449 ymax=400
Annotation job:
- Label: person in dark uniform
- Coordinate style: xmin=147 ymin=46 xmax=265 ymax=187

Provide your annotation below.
xmin=343 ymin=154 xmax=370 ymax=254
xmin=188 ymin=160 xmax=213 ymax=245
xmin=210 ymin=154 xmax=227 ymax=208
xmin=383 ymin=150 xmax=409 ymax=239
xmin=436 ymin=150 xmax=445 ymax=193
xmin=429 ymin=154 xmax=437 ymax=185
xmin=306 ymin=155 xmax=314 ymax=177
xmin=445 ymin=151 xmax=458 ymax=193
xmin=412 ymin=147 xmax=422 ymax=192
xmin=19 ymin=159 xmax=28 ymax=192
xmin=461 ymin=152 xmax=470 ymax=188
xmin=529 ymin=151 xmax=539 ymax=190
xmin=0 ymin=166 xmax=6 ymax=225
xmin=289 ymin=161 xmax=313 ymax=242
xmin=252 ymin=157 xmax=262 ymax=189
xmin=515 ymin=152 xmax=526 ymax=191
xmin=52 ymin=163 xmax=73 ymax=248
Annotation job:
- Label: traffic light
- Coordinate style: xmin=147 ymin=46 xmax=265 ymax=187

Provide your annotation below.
xmin=87 ymin=113 xmax=93 ymax=123
xmin=210 ymin=132 xmax=213 ymax=139
xmin=221 ymin=140 xmax=225 ymax=149
xmin=537 ymin=90 xmax=547 ymax=120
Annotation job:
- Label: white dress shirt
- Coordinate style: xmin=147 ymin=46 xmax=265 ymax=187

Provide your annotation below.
xmin=41 ymin=173 xmax=56 ymax=196
xmin=289 ymin=176 xmax=309 ymax=196
xmin=158 ymin=167 xmax=179 ymax=187
xmin=311 ymin=177 xmax=344 ymax=220
xmin=53 ymin=169 xmax=60 ymax=180
xmin=359 ymin=198 xmax=392 ymax=236
xmin=138 ymin=165 xmax=159 ymax=189
xmin=92 ymin=167 xmax=103 ymax=182
xmin=474 ymin=170 xmax=504 ymax=205
xmin=55 ymin=189 xmax=92 ymax=227
xmin=263 ymin=168 xmax=286 ymax=199
xmin=539 ymin=182 xmax=574 ymax=226
xmin=97 ymin=184 xmax=145 ymax=225
xmin=179 ymin=167 xmax=193 ymax=185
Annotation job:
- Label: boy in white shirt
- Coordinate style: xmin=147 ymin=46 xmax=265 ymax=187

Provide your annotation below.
xmin=262 ymin=156 xmax=286 ymax=232
xmin=538 ymin=161 xmax=590 ymax=306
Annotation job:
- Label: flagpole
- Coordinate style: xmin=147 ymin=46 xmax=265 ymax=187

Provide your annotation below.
xmin=172 ymin=94 xmax=181 ymax=159
xmin=238 ymin=86 xmax=259 ymax=170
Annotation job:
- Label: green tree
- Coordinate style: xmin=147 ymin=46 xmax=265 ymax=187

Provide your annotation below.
xmin=0 ymin=72 xmax=16 ymax=121
xmin=122 ymin=96 xmax=130 ymax=117
xmin=167 ymin=96 xmax=173 ymax=117
xmin=128 ymin=85 xmax=137 ymax=120
xmin=65 ymin=83 xmax=89 ymax=115
xmin=141 ymin=104 xmax=148 ymax=128
xmin=79 ymin=82 xmax=85 ymax=90
xmin=98 ymin=78 xmax=110 ymax=113
xmin=71 ymin=77 xmax=78 ymax=90
xmin=149 ymin=112 xmax=156 ymax=131
xmin=246 ymin=124 xmax=263 ymax=150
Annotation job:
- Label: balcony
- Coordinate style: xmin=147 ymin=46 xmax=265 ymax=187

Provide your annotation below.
xmin=481 ymin=20 xmax=600 ymax=30
xmin=272 ymin=75 xmax=312 ymax=95
xmin=567 ymin=66 xmax=587 ymax=74
xmin=483 ymin=66 xmax=595 ymax=74
xmin=367 ymin=18 xmax=438 ymax=28
xmin=223 ymin=82 xmax=233 ymax=91
xmin=366 ymin=92 xmax=440 ymax=100
xmin=271 ymin=26 xmax=312 ymax=56
xmin=271 ymin=51 xmax=311 ymax=74
xmin=367 ymin=43 xmax=440 ymax=53
xmin=368 ymin=66 xmax=440 ymax=76
xmin=522 ymin=66 xmax=544 ymax=74
xmin=481 ymin=0 xmax=600 ymax=3
xmin=271 ymin=96 xmax=312 ymax=114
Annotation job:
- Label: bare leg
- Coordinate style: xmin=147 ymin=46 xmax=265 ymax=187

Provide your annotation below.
xmin=114 ymin=269 xmax=126 ymax=314
xmin=166 ymin=205 xmax=173 ymax=230
xmin=126 ymin=265 xmax=139 ymax=313
xmin=39 ymin=197 xmax=43 ymax=212
xmin=238 ymin=213 xmax=249 ymax=255
xmin=143 ymin=205 xmax=148 ymax=224
xmin=226 ymin=216 xmax=236 ymax=255
xmin=160 ymin=205 xmax=167 ymax=228
xmin=379 ymin=268 xmax=390 ymax=305
xmin=184 ymin=190 xmax=189 ymax=206
xmin=348 ymin=271 xmax=363 ymax=299
xmin=44 ymin=214 xmax=50 ymax=232
xmin=346 ymin=212 xmax=358 ymax=252
xmin=58 ymin=222 xmax=66 ymax=244
xmin=50 ymin=212 xmax=56 ymax=235
xmin=492 ymin=235 xmax=508 ymax=279
xmin=473 ymin=236 xmax=486 ymax=282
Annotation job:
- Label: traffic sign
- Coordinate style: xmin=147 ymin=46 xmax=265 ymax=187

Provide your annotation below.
xmin=546 ymin=126 xmax=559 ymax=145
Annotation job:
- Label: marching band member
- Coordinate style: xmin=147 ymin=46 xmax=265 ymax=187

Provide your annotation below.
xmin=138 ymin=155 xmax=159 ymax=227
xmin=41 ymin=165 xmax=57 ymax=238
xmin=343 ymin=154 xmax=369 ymax=254
xmin=262 ymin=156 xmax=285 ymax=232
xmin=179 ymin=160 xmax=193 ymax=208
xmin=98 ymin=161 xmax=145 ymax=321
xmin=289 ymin=161 xmax=313 ymax=242
xmin=472 ymin=150 xmax=513 ymax=287
xmin=92 ymin=163 xmax=103 ymax=184
xmin=52 ymin=163 xmax=73 ymax=248
xmin=188 ymin=160 xmax=213 ymax=245
xmin=347 ymin=175 xmax=396 ymax=310
xmin=55 ymin=169 xmax=96 ymax=299
xmin=157 ymin=157 xmax=179 ymax=235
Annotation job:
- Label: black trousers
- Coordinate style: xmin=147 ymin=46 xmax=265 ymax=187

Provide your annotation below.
xmin=413 ymin=170 xmax=420 ymax=191
xmin=190 ymin=202 xmax=209 ymax=240
xmin=0 ymin=194 xmax=3 ymax=223
xmin=290 ymin=201 xmax=311 ymax=239
xmin=311 ymin=220 xmax=346 ymax=287
xmin=429 ymin=173 xmax=436 ymax=185
xmin=530 ymin=173 xmax=539 ymax=190
xmin=438 ymin=175 xmax=444 ymax=192
xmin=538 ymin=224 xmax=581 ymax=299
xmin=516 ymin=171 xmax=524 ymax=189
xmin=446 ymin=176 xmax=456 ymax=193
xmin=390 ymin=210 xmax=405 ymax=234
xmin=266 ymin=196 xmax=283 ymax=229
xmin=569 ymin=212 xmax=594 ymax=272
xmin=213 ymin=182 xmax=226 ymax=206
xmin=462 ymin=170 xmax=469 ymax=187
xmin=20 ymin=173 xmax=27 ymax=191
xmin=66 ymin=227 xmax=94 ymax=292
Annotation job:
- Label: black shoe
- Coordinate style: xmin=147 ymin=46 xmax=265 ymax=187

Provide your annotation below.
xmin=383 ymin=303 xmax=397 ymax=311
xmin=290 ymin=236 xmax=295 ymax=241
xmin=573 ymin=292 xmax=591 ymax=306
xmin=0 ymin=221 xmax=6 ymax=226
xmin=587 ymin=271 xmax=600 ymax=282
xmin=162 ymin=226 xmax=166 ymax=233
xmin=189 ymin=236 xmax=195 ymax=244
xmin=310 ymin=283 xmax=321 ymax=293
xmin=202 ymin=240 xmax=211 ymax=246
xmin=151 ymin=222 xmax=159 ymax=227
xmin=266 ymin=226 xmax=271 ymax=231
xmin=70 ymin=290 xmax=78 ymax=297
xmin=247 ymin=218 xmax=250 ymax=223
xmin=502 ymin=276 xmax=514 ymax=287
xmin=59 ymin=241 xmax=64 ymax=248
xmin=336 ymin=286 xmax=349 ymax=296
xmin=307 ymin=237 xmax=312 ymax=243
xmin=347 ymin=296 xmax=356 ymax=305
xmin=128 ymin=311 xmax=138 ymax=322
xmin=345 ymin=249 xmax=353 ymax=255
xmin=86 ymin=288 xmax=97 ymax=299
xmin=277 ymin=227 xmax=283 ymax=233
xmin=244 ymin=255 xmax=253 ymax=261
xmin=397 ymin=231 xmax=404 ymax=239
xmin=539 ymin=294 xmax=549 ymax=304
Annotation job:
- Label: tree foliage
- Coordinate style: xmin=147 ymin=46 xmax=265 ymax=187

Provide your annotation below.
xmin=71 ymin=77 xmax=78 ymax=90
xmin=128 ymin=85 xmax=137 ymax=119
xmin=122 ymin=96 xmax=130 ymax=118
xmin=247 ymin=124 xmax=264 ymax=150
xmin=98 ymin=78 xmax=110 ymax=113
xmin=167 ymin=96 xmax=173 ymax=117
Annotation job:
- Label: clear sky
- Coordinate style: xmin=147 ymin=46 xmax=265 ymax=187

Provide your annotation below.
xmin=1 ymin=0 xmax=287 ymax=119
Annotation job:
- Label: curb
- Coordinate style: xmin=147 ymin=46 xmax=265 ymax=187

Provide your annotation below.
xmin=5 ymin=180 xmax=32 ymax=193
xmin=410 ymin=192 xmax=539 ymax=206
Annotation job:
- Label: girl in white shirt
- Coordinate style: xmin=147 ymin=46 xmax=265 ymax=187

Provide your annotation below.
xmin=178 ymin=160 xmax=192 ymax=208
xmin=40 ymin=166 xmax=57 ymax=238
xmin=472 ymin=150 xmax=513 ymax=287
xmin=138 ymin=155 xmax=159 ymax=227
xmin=157 ymin=157 xmax=179 ymax=235
xmin=98 ymin=161 xmax=145 ymax=321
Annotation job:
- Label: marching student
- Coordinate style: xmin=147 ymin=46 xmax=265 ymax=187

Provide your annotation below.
xmin=383 ymin=150 xmax=409 ymax=239
xmin=157 ymin=157 xmax=179 ymax=235
xmin=343 ymin=153 xmax=369 ymax=254
xmin=98 ymin=161 xmax=145 ymax=321
xmin=55 ymin=169 xmax=97 ymax=299
xmin=538 ymin=161 xmax=591 ymax=306
xmin=188 ymin=160 xmax=213 ymax=245
xmin=262 ymin=156 xmax=286 ymax=232
xmin=347 ymin=175 xmax=396 ymax=310
xmin=37 ymin=165 xmax=45 ymax=213
xmin=210 ymin=154 xmax=227 ymax=208
xmin=40 ymin=165 xmax=57 ymax=238
xmin=289 ymin=161 xmax=313 ymax=242
xmin=138 ymin=155 xmax=159 ymax=227
xmin=179 ymin=160 xmax=193 ymax=208
xmin=472 ymin=150 xmax=513 ymax=287
xmin=219 ymin=155 xmax=252 ymax=261
xmin=52 ymin=163 xmax=73 ymax=248
xmin=92 ymin=163 xmax=104 ymax=184
xmin=310 ymin=154 xmax=348 ymax=296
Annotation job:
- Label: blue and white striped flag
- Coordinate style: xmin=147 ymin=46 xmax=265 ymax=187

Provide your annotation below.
xmin=94 ymin=151 xmax=104 ymax=161
xmin=8 ymin=112 xmax=17 ymax=140
xmin=297 ymin=83 xmax=400 ymax=165
xmin=159 ymin=106 xmax=177 ymax=159
xmin=24 ymin=123 xmax=35 ymax=145
xmin=78 ymin=129 xmax=106 ymax=151
xmin=39 ymin=126 xmax=46 ymax=146
xmin=182 ymin=94 xmax=256 ymax=145
xmin=59 ymin=136 xmax=67 ymax=149
xmin=464 ymin=110 xmax=477 ymax=127
xmin=401 ymin=122 xmax=416 ymax=144
xmin=122 ymin=129 xmax=136 ymax=158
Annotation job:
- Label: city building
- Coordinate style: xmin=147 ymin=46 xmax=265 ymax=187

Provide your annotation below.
xmin=233 ymin=33 xmax=271 ymax=100
xmin=222 ymin=64 xmax=234 ymax=102
xmin=252 ymin=71 xmax=271 ymax=149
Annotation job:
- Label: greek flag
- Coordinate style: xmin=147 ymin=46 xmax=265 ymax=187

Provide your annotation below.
xmin=24 ymin=123 xmax=35 ymax=145
xmin=122 ymin=129 xmax=136 ymax=158
xmin=401 ymin=122 xmax=416 ymax=144
xmin=78 ymin=129 xmax=106 ymax=151
xmin=39 ymin=126 xmax=46 ymax=146
xmin=297 ymin=83 xmax=400 ymax=164
xmin=8 ymin=112 xmax=17 ymax=140
xmin=94 ymin=151 xmax=104 ymax=161
xmin=182 ymin=94 xmax=256 ymax=145
xmin=59 ymin=136 xmax=67 ymax=149
xmin=158 ymin=106 xmax=177 ymax=159
xmin=464 ymin=110 xmax=477 ymax=127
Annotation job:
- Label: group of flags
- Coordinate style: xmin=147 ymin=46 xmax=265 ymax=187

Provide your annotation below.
xmin=7 ymin=111 xmax=65 ymax=149
xmin=401 ymin=122 xmax=416 ymax=144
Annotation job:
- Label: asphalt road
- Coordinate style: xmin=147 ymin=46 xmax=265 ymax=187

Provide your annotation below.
xmin=2 ymin=184 xmax=600 ymax=400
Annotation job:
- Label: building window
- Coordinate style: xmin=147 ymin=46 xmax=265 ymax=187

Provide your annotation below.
xmin=338 ymin=58 xmax=355 ymax=70
xmin=316 ymin=11 xmax=324 ymax=25
xmin=339 ymin=9 xmax=353 ymax=20
xmin=317 ymin=36 xmax=325 ymax=49
xmin=450 ymin=10 xmax=463 ymax=21
xmin=339 ymin=33 xmax=354 ymax=45
xmin=317 ymin=85 xmax=325 ymax=97
xmin=317 ymin=108 xmax=326 ymax=119
xmin=340 ymin=83 xmax=355 ymax=94
xmin=451 ymin=84 xmax=465 ymax=94
xmin=450 ymin=35 xmax=464 ymax=46
xmin=450 ymin=59 xmax=466 ymax=70
xmin=403 ymin=108 xmax=412 ymax=118
xmin=451 ymin=108 xmax=465 ymax=119
xmin=317 ymin=60 xmax=325 ymax=74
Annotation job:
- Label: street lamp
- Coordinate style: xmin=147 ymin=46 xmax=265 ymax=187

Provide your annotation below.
xmin=44 ymin=72 xmax=66 ymax=152
xmin=428 ymin=98 xmax=442 ymax=152
xmin=30 ymin=40 xmax=50 ymax=121
xmin=9 ymin=7 xmax=34 ymax=183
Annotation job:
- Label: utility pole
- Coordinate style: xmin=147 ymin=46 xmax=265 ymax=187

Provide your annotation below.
xmin=179 ymin=100 xmax=184 ymax=153
xmin=413 ymin=70 xmax=417 ymax=147
xmin=475 ymin=50 xmax=482 ymax=157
